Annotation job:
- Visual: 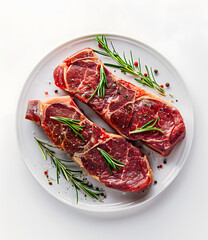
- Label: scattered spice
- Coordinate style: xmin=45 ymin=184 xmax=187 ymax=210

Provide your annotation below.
xmin=45 ymin=91 xmax=48 ymax=95
xmin=124 ymin=95 xmax=128 ymax=98
xmin=117 ymin=91 xmax=121 ymax=95
xmin=98 ymin=43 xmax=102 ymax=48
xmin=87 ymin=84 xmax=90 ymax=88
xmin=48 ymin=181 xmax=52 ymax=185
xmin=55 ymin=90 xmax=58 ymax=94
xmin=44 ymin=170 xmax=48 ymax=175
xmin=163 ymin=159 xmax=167 ymax=164
xmin=154 ymin=180 xmax=157 ymax=184
xmin=94 ymin=35 xmax=165 ymax=96
xmin=134 ymin=61 xmax=138 ymax=67
xmin=49 ymin=82 xmax=51 ymax=85
xmin=144 ymin=114 xmax=147 ymax=117
xmin=165 ymin=82 xmax=170 ymax=87
xmin=160 ymin=85 xmax=164 ymax=88
xmin=171 ymin=100 xmax=174 ymax=103
xmin=150 ymin=104 xmax=154 ymax=108
xmin=154 ymin=69 xmax=158 ymax=74
xmin=169 ymin=94 xmax=173 ymax=98
xmin=176 ymin=100 xmax=178 ymax=102
xmin=157 ymin=165 xmax=163 ymax=169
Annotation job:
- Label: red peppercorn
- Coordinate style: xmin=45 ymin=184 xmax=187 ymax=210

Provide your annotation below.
xmin=144 ymin=73 xmax=147 ymax=77
xmin=134 ymin=62 xmax=138 ymax=67
xmin=160 ymin=85 xmax=164 ymax=88
xmin=98 ymin=43 xmax=102 ymax=48
xmin=44 ymin=171 xmax=48 ymax=175
xmin=45 ymin=91 xmax=48 ymax=95
xmin=159 ymin=165 xmax=163 ymax=168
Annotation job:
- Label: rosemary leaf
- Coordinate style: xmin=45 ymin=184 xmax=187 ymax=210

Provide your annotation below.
xmin=35 ymin=138 xmax=103 ymax=203
xmin=104 ymin=63 xmax=123 ymax=68
xmin=35 ymin=137 xmax=47 ymax=160
xmin=88 ymin=64 xmax=108 ymax=101
xmin=130 ymin=117 xmax=164 ymax=134
xmin=50 ymin=116 xmax=85 ymax=142
xmin=94 ymin=35 xmax=166 ymax=96
xmin=93 ymin=49 xmax=110 ymax=57
xmin=97 ymin=148 xmax=125 ymax=175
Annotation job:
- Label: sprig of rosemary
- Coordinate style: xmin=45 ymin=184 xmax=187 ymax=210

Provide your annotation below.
xmin=35 ymin=137 xmax=103 ymax=203
xmin=88 ymin=64 xmax=108 ymax=101
xmin=93 ymin=35 xmax=165 ymax=96
xmin=130 ymin=116 xmax=164 ymax=134
xmin=50 ymin=116 xmax=85 ymax=141
xmin=97 ymin=148 xmax=125 ymax=175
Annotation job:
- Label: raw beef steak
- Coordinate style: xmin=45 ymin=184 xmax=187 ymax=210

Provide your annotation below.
xmin=54 ymin=48 xmax=186 ymax=156
xmin=25 ymin=96 xmax=153 ymax=192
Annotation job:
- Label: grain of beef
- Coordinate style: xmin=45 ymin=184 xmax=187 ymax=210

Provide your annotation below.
xmin=54 ymin=48 xmax=186 ymax=156
xmin=25 ymin=96 xmax=153 ymax=192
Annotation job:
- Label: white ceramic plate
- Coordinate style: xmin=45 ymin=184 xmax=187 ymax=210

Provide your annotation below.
xmin=16 ymin=34 xmax=194 ymax=212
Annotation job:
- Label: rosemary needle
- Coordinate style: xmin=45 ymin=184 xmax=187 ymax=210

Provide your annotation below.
xmin=93 ymin=35 xmax=165 ymax=96
xmin=35 ymin=137 xmax=104 ymax=203
xmin=97 ymin=148 xmax=125 ymax=175
xmin=88 ymin=64 xmax=108 ymax=101
xmin=50 ymin=116 xmax=85 ymax=142
xmin=130 ymin=116 xmax=164 ymax=134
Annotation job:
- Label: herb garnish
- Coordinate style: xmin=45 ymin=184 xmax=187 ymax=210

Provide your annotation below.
xmin=97 ymin=148 xmax=125 ymax=175
xmin=130 ymin=116 xmax=164 ymax=134
xmin=88 ymin=65 xmax=108 ymax=101
xmin=93 ymin=35 xmax=165 ymax=96
xmin=35 ymin=138 xmax=103 ymax=203
xmin=50 ymin=117 xmax=85 ymax=141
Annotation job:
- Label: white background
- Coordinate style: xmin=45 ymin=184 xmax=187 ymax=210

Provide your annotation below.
xmin=0 ymin=0 xmax=207 ymax=239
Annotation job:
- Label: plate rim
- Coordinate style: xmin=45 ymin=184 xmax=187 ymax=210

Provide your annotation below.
xmin=16 ymin=33 xmax=194 ymax=213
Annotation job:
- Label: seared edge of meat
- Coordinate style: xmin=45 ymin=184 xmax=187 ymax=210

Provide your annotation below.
xmin=25 ymin=95 xmax=153 ymax=192
xmin=53 ymin=48 xmax=186 ymax=156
